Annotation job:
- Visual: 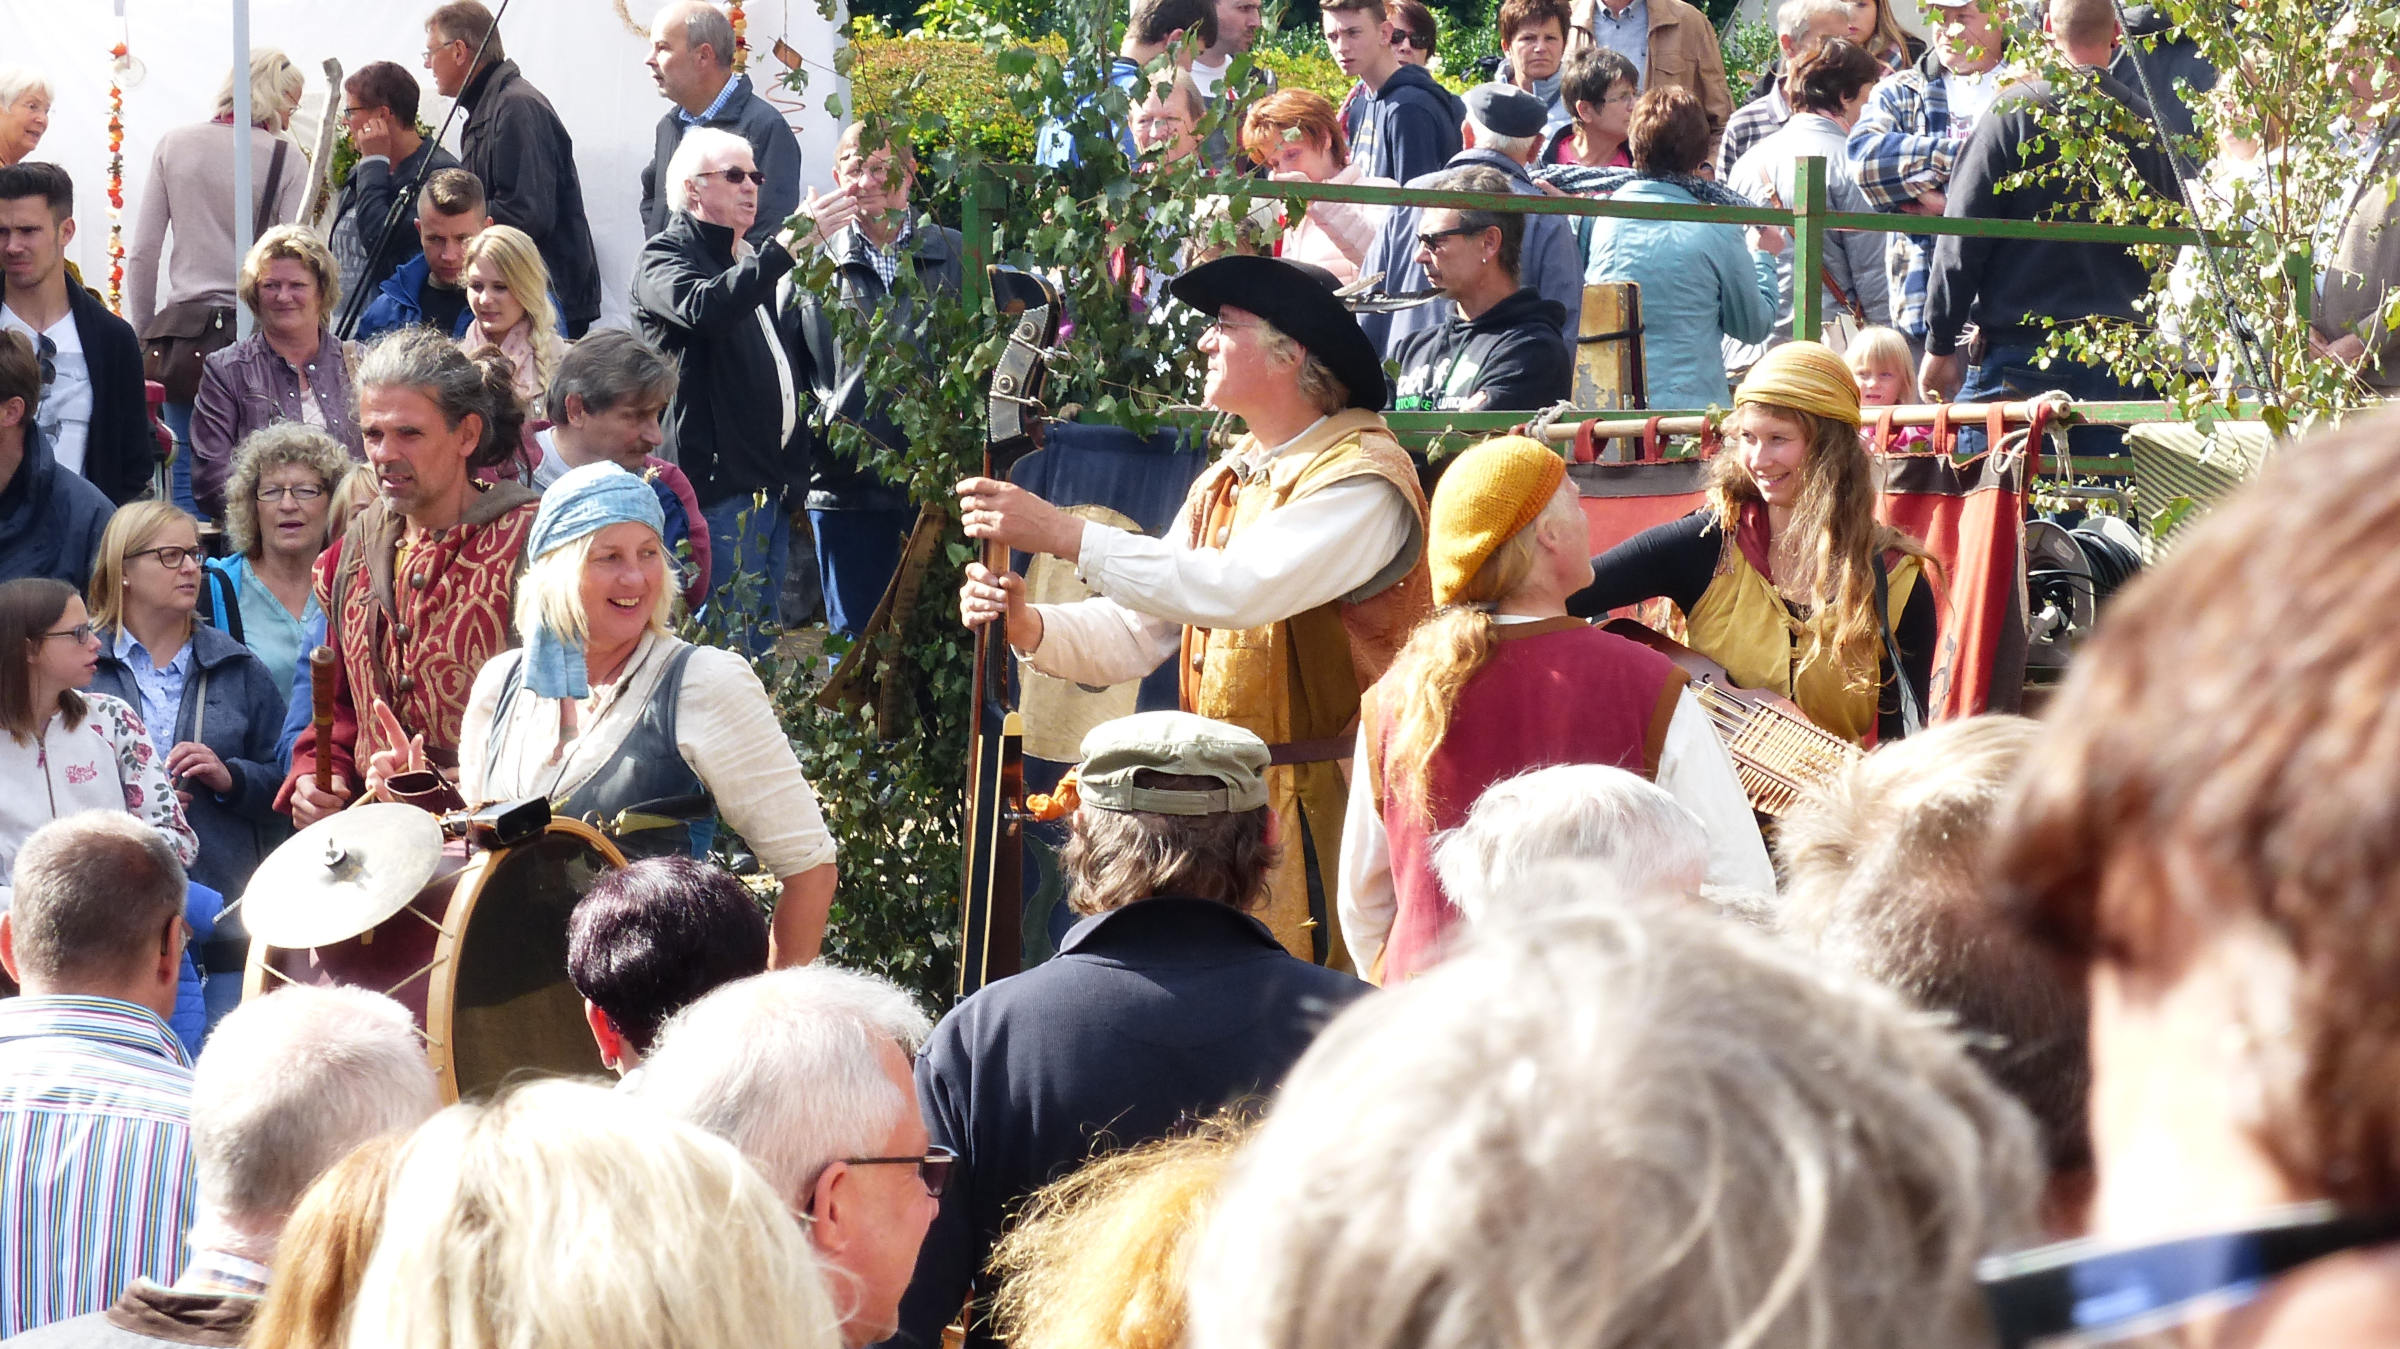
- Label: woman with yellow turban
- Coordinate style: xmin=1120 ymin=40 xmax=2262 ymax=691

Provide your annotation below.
xmin=1339 ymin=435 xmax=1772 ymax=983
xmin=1566 ymin=340 xmax=1937 ymax=745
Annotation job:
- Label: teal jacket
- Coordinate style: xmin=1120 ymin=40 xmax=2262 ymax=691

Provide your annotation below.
xmin=1582 ymin=178 xmax=1779 ymax=411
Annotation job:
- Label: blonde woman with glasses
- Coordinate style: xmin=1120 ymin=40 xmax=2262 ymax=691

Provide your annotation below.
xmin=86 ymin=503 xmax=287 ymax=1036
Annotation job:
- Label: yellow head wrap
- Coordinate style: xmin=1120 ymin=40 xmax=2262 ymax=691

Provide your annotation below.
xmin=1732 ymin=341 xmax=1862 ymax=427
xmin=1428 ymin=435 xmax=1569 ymax=606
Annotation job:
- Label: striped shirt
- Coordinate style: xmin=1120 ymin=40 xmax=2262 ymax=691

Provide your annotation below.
xmin=0 ymin=996 xmax=198 ymax=1338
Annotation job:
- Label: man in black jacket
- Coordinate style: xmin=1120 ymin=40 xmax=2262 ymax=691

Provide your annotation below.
xmin=328 ymin=61 xmax=460 ymax=308
xmin=0 ymin=331 xmax=112 ymax=588
xmin=1391 ymin=185 xmax=1572 ymax=413
xmin=640 ymin=0 xmax=804 ymax=247
xmin=633 ymin=127 xmax=818 ymax=653
xmin=1918 ymin=0 xmax=2180 ymax=457
xmin=424 ymin=1 xmax=602 ymax=336
xmin=888 ymin=711 xmax=1371 ymax=1349
xmin=0 ymin=162 xmax=152 ymax=505
xmin=790 ymin=124 xmax=964 ymax=637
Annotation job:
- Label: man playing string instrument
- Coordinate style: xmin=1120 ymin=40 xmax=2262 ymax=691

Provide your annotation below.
xmin=956 ymin=256 xmax=1433 ymax=970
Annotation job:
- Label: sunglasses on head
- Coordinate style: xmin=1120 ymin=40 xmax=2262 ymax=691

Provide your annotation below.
xmin=37 ymin=333 xmax=54 ymax=386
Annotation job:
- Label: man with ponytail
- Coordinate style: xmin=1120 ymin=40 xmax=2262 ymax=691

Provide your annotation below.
xmin=957 ymin=255 xmax=1433 ymax=972
xmin=276 ymin=328 xmax=540 ymax=827
xmin=1567 ymin=340 xmax=1937 ymax=745
xmin=1338 ymin=435 xmax=1768 ymax=982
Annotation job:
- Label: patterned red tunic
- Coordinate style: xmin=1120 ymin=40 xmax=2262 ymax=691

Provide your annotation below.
xmin=277 ymin=482 xmax=539 ymax=807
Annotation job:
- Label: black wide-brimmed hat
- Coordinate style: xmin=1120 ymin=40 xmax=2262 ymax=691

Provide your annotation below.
xmin=1169 ymin=255 xmax=1386 ymax=411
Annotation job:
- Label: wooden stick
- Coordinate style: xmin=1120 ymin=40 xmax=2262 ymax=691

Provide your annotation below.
xmin=310 ymin=645 xmax=337 ymax=793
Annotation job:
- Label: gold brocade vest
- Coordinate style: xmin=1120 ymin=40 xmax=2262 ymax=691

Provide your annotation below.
xmin=1683 ymin=529 xmax=1921 ymax=745
xmin=1173 ymin=409 xmax=1434 ymax=968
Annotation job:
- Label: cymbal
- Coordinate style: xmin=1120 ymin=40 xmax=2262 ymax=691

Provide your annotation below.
xmin=242 ymin=804 xmax=446 ymax=948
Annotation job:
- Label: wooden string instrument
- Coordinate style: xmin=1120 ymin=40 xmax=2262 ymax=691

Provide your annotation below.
xmin=957 ymin=267 xmax=1064 ymax=999
xmin=1600 ymin=619 xmax=1859 ymax=818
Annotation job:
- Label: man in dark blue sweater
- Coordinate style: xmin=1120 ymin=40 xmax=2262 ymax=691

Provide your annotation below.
xmin=1326 ymin=0 xmax=1462 ymax=185
xmin=885 ymin=712 xmax=1372 ymax=1349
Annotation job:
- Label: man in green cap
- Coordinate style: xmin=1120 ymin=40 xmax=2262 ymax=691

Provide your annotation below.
xmin=890 ymin=709 xmax=1371 ymax=1349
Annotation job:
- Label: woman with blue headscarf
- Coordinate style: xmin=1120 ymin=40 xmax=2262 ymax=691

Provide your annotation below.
xmin=433 ymin=462 xmax=836 ymax=963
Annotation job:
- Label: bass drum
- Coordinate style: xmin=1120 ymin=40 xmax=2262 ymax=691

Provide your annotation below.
xmin=245 ymin=819 xmax=625 ymax=1102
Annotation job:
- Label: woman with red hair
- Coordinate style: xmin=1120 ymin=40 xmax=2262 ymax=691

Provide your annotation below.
xmin=1240 ymin=90 xmax=1394 ymax=284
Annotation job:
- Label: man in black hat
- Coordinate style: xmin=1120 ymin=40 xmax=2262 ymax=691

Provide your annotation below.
xmin=1390 ymin=165 xmax=1574 ymax=413
xmin=955 ymin=255 xmax=1433 ymax=971
xmin=1356 ymin=82 xmax=1585 ymax=360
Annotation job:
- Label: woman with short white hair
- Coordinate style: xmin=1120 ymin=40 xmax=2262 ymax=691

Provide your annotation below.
xmin=0 ymin=66 xmax=52 ymax=166
xmin=345 ymin=1079 xmax=844 ymax=1349
xmin=429 ymin=462 xmax=839 ymax=963
xmin=1187 ymin=883 xmax=2042 ymax=1349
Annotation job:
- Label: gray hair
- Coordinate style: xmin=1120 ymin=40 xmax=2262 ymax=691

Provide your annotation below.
xmin=671 ymin=1 xmax=739 ymax=69
xmin=6 ymin=812 xmax=184 ymax=982
xmin=356 ymin=325 xmax=525 ymax=471
xmin=1460 ymin=118 xmax=1540 ymax=163
xmin=1430 ymin=764 xmax=1710 ymax=920
xmin=188 ymin=986 xmax=439 ymax=1253
xmin=223 ymin=423 xmax=351 ymax=559
xmin=1186 ymin=879 xmax=2042 ymax=1349
xmin=665 ymin=126 xmax=754 ymax=215
xmin=627 ymin=966 xmax=933 ymax=1205
xmin=1777 ymin=714 xmax=2091 ymax=1175
xmin=1425 ymin=165 xmax=1524 ymax=276
xmin=1778 ymin=0 xmax=1852 ymax=40
xmin=548 ymin=327 xmax=679 ymax=423
xmin=0 ymin=66 xmax=52 ymax=112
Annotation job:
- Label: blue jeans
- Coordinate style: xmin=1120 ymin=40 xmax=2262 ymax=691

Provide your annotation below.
xmin=162 ymin=402 xmax=200 ymax=517
xmin=809 ymin=507 xmax=918 ymax=638
xmin=702 ymin=493 xmax=792 ymax=656
xmin=1956 ymin=343 xmax=2141 ymax=462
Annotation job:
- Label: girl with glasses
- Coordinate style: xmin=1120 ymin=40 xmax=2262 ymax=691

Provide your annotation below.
xmin=86 ymin=503 xmax=289 ymax=1038
xmin=0 ymin=575 xmax=203 ymax=1026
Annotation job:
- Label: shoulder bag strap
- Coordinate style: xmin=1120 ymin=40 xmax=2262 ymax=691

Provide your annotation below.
xmin=1871 ymin=551 xmax=1925 ymax=737
xmin=257 ymin=138 xmax=292 ymax=224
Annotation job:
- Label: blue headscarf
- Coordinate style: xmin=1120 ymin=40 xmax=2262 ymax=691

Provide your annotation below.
xmin=525 ymin=461 xmax=668 ymax=700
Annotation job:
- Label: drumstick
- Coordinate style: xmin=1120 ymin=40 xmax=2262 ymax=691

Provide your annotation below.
xmin=310 ymin=645 xmax=337 ymax=794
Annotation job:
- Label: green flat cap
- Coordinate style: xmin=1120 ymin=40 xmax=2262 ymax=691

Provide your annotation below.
xmin=1076 ymin=711 xmax=1271 ymax=816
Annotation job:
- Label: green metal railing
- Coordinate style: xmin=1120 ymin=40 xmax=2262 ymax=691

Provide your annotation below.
xmin=957 ymin=156 xmax=2237 ymax=475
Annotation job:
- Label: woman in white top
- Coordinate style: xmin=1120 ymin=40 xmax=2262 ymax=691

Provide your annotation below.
xmin=401 ymin=463 xmax=838 ymax=965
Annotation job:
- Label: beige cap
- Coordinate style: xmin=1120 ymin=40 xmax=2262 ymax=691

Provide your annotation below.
xmin=1075 ymin=711 xmax=1271 ymax=816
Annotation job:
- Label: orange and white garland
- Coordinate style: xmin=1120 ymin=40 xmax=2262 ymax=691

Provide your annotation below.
xmin=106 ymin=41 xmax=128 ymax=311
xmin=728 ymin=2 xmax=749 ymax=71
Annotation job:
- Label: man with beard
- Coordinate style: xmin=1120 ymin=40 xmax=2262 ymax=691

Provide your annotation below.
xmin=955 ymin=256 xmax=1433 ymax=971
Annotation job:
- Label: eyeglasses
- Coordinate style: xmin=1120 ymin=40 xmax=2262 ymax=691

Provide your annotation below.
xmin=128 ymin=545 xmax=201 ymax=570
xmin=255 ymin=484 xmax=327 ymax=503
xmin=840 ymin=1146 xmax=957 ymax=1198
xmin=424 ymin=36 xmax=464 ymax=59
xmin=40 ymin=622 xmax=95 ymax=643
xmin=703 ymin=168 xmax=768 ymax=186
xmin=1415 ymin=225 xmax=1485 ymax=251
xmin=1203 ymin=317 xmax=1270 ymax=340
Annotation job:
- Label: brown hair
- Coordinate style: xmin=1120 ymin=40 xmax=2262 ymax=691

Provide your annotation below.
xmin=1129 ymin=0 xmax=1219 ymax=47
xmin=1778 ymin=714 xmax=2090 ymax=1175
xmin=1783 ymin=36 xmax=1883 ymax=115
xmin=1994 ymin=408 xmax=2400 ymax=1211
xmin=1560 ymin=45 xmax=1638 ymax=115
xmin=249 ymin=1134 xmax=403 ymax=1349
xmin=0 ymin=328 xmax=39 ymax=418
xmin=345 ymin=60 xmax=422 ymax=126
xmin=1391 ymin=0 xmax=1438 ymax=51
xmin=1498 ymin=0 xmax=1571 ymax=44
xmin=87 ymin=501 xmax=198 ymax=634
xmin=2046 ymin=0 xmax=2117 ymax=51
xmin=0 ymin=577 xmax=87 ymax=743
xmin=417 ymin=166 xmax=486 ymax=221
xmin=1240 ymin=89 xmax=1350 ymax=171
xmin=991 ymin=1118 xmax=1250 ymax=1349
xmin=1707 ymin=403 xmax=1933 ymax=690
xmin=426 ymin=0 xmax=502 ymax=62
xmin=1321 ymin=0 xmax=1390 ymax=21
xmin=1628 ymin=84 xmax=1710 ymax=175
xmin=1061 ymin=772 xmax=1278 ymax=914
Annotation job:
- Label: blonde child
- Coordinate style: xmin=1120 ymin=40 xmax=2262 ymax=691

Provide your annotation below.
xmin=1846 ymin=327 xmax=1932 ymax=452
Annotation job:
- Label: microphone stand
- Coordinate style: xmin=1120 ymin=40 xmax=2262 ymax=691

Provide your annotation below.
xmin=334 ymin=0 xmax=515 ymax=339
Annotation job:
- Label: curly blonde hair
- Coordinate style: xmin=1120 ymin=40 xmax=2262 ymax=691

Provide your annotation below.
xmin=223 ymin=423 xmax=351 ymax=559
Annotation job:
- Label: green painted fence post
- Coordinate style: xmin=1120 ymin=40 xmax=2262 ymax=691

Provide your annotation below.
xmin=963 ymin=167 xmax=991 ymax=315
xmin=1791 ymin=155 xmax=1826 ymax=342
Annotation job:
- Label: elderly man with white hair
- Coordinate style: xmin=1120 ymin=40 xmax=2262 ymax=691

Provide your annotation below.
xmin=7 ymin=984 xmax=439 ymax=1347
xmin=632 ymin=125 xmax=832 ymax=652
xmin=624 ymin=965 xmax=935 ymax=1348
xmin=1428 ymin=763 xmax=1713 ymax=916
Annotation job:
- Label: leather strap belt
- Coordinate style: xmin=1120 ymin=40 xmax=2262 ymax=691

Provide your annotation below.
xmin=1267 ymin=733 xmax=1356 ymax=766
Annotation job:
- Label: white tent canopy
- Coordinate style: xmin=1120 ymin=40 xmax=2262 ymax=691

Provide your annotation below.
xmin=4 ymin=0 xmax=847 ymax=329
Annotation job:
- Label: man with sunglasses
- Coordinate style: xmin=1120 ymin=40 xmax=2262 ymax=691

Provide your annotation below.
xmin=887 ymin=711 xmax=1372 ymax=1349
xmin=0 ymin=329 xmax=110 ymax=590
xmin=627 ymin=964 xmax=937 ymax=1347
xmin=1389 ymin=167 xmax=1573 ymax=415
xmin=0 ymin=162 xmax=152 ymax=505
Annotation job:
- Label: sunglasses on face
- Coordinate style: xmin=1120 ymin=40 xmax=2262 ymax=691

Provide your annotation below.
xmin=840 ymin=1146 xmax=957 ymax=1198
xmin=704 ymin=168 xmax=768 ymax=186
xmin=1416 ymin=225 xmax=1484 ymax=251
